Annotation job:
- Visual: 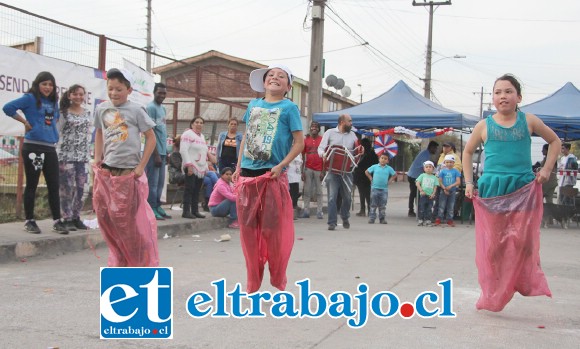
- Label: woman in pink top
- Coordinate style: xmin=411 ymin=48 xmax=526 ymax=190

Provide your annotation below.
xmin=208 ymin=167 xmax=238 ymax=228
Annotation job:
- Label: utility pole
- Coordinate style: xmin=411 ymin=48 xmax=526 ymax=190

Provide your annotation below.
xmin=146 ymin=0 xmax=152 ymax=72
xmin=307 ymin=0 xmax=326 ymax=126
xmin=413 ymin=0 xmax=451 ymax=99
xmin=473 ymin=87 xmax=492 ymax=118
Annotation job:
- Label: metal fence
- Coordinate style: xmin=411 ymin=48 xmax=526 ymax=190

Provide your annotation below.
xmin=0 ymin=3 xmax=250 ymax=220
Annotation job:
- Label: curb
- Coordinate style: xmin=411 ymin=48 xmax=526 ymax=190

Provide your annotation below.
xmin=0 ymin=216 xmax=230 ymax=264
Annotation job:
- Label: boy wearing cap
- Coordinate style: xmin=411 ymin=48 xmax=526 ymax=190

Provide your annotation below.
xmin=437 ymin=141 xmax=462 ymax=173
xmin=415 ymin=160 xmax=438 ymax=226
xmin=435 ymin=154 xmax=461 ymax=227
xmin=233 ymin=64 xmax=304 ymax=293
xmin=407 ymin=140 xmax=439 ymax=217
xmin=93 ymin=68 xmax=159 ymax=266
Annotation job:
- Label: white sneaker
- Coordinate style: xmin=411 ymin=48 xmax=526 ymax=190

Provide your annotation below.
xmin=425 ymin=220 xmax=432 ymax=226
xmin=417 ymin=220 xmax=424 ymax=226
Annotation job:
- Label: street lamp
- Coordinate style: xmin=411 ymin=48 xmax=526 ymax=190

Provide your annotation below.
xmin=432 ymin=54 xmax=466 ymax=66
xmin=422 ymin=54 xmax=466 ymax=100
xmin=357 ymin=84 xmax=362 ymax=103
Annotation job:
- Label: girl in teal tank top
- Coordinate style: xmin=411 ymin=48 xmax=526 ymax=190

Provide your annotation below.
xmin=477 ymin=111 xmax=535 ymax=198
xmin=462 ymin=74 xmax=561 ymax=312
xmin=464 ymin=75 xmax=560 ymax=199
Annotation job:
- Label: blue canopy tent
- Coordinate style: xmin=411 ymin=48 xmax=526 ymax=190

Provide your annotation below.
xmin=520 ymin=82 xmax=580 ymax=140
xmin=313 ymin=80 xmax=479 ymax=129
xmin=483 ymin=82 xmax=580 ymax=140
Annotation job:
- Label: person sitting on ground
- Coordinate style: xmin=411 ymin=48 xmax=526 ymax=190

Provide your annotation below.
xmin=208 ymin=167 xmax=238 ymax=228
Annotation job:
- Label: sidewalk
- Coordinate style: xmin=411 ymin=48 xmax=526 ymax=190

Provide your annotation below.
xmin=1 ymin=177 xmax=405 ymax=264
xmin=0 ymin=206 xmax=229 ymax=263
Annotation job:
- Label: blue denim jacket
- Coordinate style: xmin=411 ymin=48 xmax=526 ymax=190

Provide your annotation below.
xmin=216 ymin=131 xmax=243 ymax=163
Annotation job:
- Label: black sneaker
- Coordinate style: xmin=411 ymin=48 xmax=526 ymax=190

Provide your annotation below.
xmin=24 ymin=220 xmax=41 ymax=234
xmin=64 ymin=220 xmax=77 ymax=231
xmin=343 ymin=220 xmax=350 ymax=229
xmin=52 ymin=220 xmax=69 ymax=235
xmin=408 ymin=211 xmax=416 ymax=217
xmin=328 ymin=224 xmax=336 ymax=231
xmin=72 ymin=217 xmax=89 ymax=230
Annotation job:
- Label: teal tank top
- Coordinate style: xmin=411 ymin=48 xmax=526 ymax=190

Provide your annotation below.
xmin=478 ymin=111 xmax=535 ymax=198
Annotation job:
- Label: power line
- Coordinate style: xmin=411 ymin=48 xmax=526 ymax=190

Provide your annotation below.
xmin=325 ymin=4 xmax=422 ymax=81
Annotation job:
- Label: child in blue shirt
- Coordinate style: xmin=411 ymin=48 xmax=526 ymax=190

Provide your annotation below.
xmin=435 ymin=154 xmax=461 ymax=226
xmin=365 ymin=153 xmax=396 ymax=224
xmin=415 ymin=160 xmax=438 ymax=226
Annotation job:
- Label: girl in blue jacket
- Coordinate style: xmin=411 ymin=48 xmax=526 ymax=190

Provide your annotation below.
xmin=2 ymin=71 xmax=69 ymax=234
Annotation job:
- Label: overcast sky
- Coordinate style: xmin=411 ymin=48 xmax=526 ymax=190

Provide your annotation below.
xmin=2 ymin=0 xmax=579 ymax=118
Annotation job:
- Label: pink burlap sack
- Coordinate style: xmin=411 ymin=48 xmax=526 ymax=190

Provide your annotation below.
xmin=235 ymin=171 xmax=294 ymax=293
xmin=92 ymin=165 xmax=159 ymax=267
xmin=473 ymin=180 xmax=551 ymax=311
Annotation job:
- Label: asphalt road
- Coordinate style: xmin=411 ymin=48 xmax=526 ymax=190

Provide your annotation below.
xmin=1 ymin=182 xmax=579 ymax=349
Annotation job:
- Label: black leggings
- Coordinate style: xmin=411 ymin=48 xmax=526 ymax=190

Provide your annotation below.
xmin=183 ymin=174 xmax=204 ymax=214
xmin=21 ymin=143 xmax=61 ymax=220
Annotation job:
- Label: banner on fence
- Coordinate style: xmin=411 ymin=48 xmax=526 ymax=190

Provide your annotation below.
xmin=123 ymin=58 xmax=154 ymax=107
xmin=0 ymin=45 xmax=110 ymax=136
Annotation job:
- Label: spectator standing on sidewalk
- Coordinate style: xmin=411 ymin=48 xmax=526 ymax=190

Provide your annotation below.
xmin=145 ymin=83 xmax=171 ymax=220
xmin=2 ymin=71 xmax=69 ymax=234
xmin=300 ymin=121 xmax=324 ymax=219
xmin=558 ymin=142 xmax=577 ymax=205
xmin=180 ymin=116 xmax=217 ymax=219
xmin=406 ymin=141 xmax=439 ymax=217
xmin=216 ymin=118 xmax=243 ymax=172
xmin=57 ymin=84 xmax=92 ymax=231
